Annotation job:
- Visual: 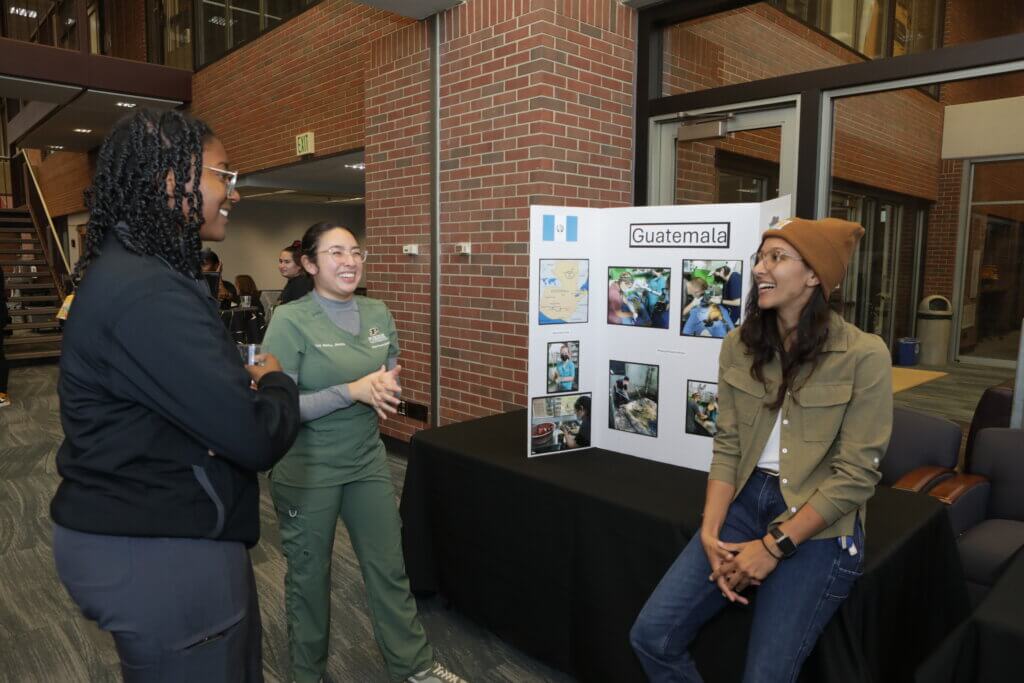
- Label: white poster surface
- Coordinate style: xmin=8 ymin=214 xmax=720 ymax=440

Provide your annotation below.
xmin=527 ymin=197 xmax=791 ymax=471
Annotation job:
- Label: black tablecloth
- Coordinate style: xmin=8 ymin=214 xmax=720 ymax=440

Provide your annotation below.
xmin=400 ymin=410 xmax=970 ymax=683
xmin=917 ymin=547 xmax=1024 ymax=683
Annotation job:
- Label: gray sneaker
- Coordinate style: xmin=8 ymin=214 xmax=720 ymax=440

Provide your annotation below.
xmin=406 ymin=662 xmax=467 ymax=683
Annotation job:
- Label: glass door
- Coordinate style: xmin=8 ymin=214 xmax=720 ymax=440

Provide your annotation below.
xmin=648 ymin=101 xmax=799 ymax=214
xmin=956 ymin=158 xmax=1024 ymax=365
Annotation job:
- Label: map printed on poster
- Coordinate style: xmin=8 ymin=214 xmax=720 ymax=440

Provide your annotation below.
xmin=527 ymin=197 xmax=792 ymax=471
xmin=538 ymin=259 xmax=590 ymax=325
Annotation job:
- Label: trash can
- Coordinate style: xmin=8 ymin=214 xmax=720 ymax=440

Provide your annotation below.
xmin=917 ymin=295 xmax=953 ymax=366
xmin=895 ymin=337 xmax=920 ymax=366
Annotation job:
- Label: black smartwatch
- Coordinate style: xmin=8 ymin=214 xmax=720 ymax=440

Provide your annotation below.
xmin=767 ymin=523 xmax=798 ymax=559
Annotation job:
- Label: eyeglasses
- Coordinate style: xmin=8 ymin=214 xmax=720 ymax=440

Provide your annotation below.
xmin=318 ymin=247 xmax=368 ymax=263
xmin=204 ymin=165 xmax=238 ymax=197
xmin=751 ymin=248 xmax=803 ymax=270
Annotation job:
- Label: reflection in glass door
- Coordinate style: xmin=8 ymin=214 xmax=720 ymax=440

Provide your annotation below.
xmin=957 ymin=158 xmax=1024 ymax=364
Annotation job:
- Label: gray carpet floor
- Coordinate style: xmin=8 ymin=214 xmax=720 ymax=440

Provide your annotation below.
xmin=0 ymin=364 xmax=573 ymax=683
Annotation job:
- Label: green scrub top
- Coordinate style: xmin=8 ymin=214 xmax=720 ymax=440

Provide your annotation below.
xmin=262 ymin=293 xmax=399 ymax=487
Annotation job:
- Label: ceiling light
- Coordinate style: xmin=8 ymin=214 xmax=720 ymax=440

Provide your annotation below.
xmin=9 ymin=7 xmax=39 ymax=19
xmin=116 ymin=102 xmax=136 ymax=108
xmin=344 ymin=163 xmax=366 ymax=171
xmin=325 ymin=196 xmax=364 ymax=204
xmin=73 ymin=128 xmax=92 ymax=134
xmin=48 ymin=145 xmax=65 ymax=151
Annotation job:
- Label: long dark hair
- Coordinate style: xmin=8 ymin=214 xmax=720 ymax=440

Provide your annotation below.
xmin=739 ymin=286 xmax=833 ymax=409
xmin=78 ymin=109 xmax=213 ymax=278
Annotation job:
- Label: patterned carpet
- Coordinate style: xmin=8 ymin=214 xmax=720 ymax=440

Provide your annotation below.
xmin=0 ymin=364 xmax=573 ymax=683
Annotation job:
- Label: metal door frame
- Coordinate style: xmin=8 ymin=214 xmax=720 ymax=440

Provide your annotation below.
xmin=648 ymin=96 xmax=800 ymax=213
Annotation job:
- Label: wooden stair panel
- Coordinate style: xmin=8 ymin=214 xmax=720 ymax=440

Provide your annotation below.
xmin=4 ymin=333 xmax=63 ymax=346
xmin=4 ymin=320 xmax=62 ymax=331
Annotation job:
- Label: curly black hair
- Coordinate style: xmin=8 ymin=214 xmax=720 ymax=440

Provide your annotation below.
xmin=77 ymin=109 xmax=214 ymax=279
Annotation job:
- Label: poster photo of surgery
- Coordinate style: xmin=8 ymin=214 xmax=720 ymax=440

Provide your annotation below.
xmin=547 ymin=341 xmax=580 ymax=393
xmin=686 ymin=380 xmax=719 ymax=437
xmin=607 ymin=267 xmax=671 ymax=329
xmin=680 ymin=260 xmax=743 ymax=339
xmin=608 ymin=360 xmax=660 ymax=437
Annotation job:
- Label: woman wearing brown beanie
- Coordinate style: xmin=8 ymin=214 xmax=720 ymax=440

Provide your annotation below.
xmin=631 ymin=217 xmax=893 ymax=683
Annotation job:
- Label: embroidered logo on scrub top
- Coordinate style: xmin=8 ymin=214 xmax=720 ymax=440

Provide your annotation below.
xmin=367 ymin=327 xmax=389 ymax=347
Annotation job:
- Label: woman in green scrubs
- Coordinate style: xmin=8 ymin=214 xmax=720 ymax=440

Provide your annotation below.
xmin=262 ymin=222 xmax=466 ymax=683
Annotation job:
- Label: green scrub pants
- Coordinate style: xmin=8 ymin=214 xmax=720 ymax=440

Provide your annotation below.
xmin=271 ymin=476 xmax=432 ymax=682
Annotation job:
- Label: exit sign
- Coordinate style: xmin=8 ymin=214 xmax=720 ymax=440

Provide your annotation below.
xmin=296 ymin=131 xmax=315 ymax=156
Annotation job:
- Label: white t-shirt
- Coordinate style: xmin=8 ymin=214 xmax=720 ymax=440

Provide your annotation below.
xmin=756 ymin=411 xmax=781 ymax=472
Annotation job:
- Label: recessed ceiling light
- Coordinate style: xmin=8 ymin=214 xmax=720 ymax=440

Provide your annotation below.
xmin=73 ymin=128 xmax=92 ymax=134
xmin=344 ymin=163 xmax=366 ymax=171
xmin=48 ymin=145 xmax=64 ymax=151
xmin=9 ymin=7 xmax=39 ymax=19
xmin=116 ymin=102 xmax=136 ymax=108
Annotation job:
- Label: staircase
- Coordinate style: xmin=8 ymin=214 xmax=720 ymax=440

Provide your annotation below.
xmin=2 ymin=208 xmax=63 ymax=360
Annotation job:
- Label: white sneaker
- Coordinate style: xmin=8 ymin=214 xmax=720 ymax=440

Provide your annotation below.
xmin=407 ymin=662 xmax=468 ymax=683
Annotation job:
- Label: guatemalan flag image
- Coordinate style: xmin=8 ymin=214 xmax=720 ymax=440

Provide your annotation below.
xmin=543 ymin=214 xmax=579 ymax=242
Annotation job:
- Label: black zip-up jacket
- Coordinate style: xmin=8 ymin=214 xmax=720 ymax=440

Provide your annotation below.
xmin=51 ymin=234 xmax=300 ymax=546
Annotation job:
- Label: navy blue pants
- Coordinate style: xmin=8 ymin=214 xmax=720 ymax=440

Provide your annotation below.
xmin=630 ymin=471 xmax=865 ymax=683
xmin=53 ymin=524 xmax=264 ymax=682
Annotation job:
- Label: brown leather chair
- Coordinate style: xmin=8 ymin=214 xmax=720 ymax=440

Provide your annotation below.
xmin=964 ymin=381 xmax=1013 ymax=470
xmin=880 ymin=406 xmax=961 ymax=493
xmin=930 ymin=428 xmax=1024 ymax=604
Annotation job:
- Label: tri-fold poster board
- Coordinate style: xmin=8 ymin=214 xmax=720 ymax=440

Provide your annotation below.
xmin=527 ymin=197 xmax=791 ymax=471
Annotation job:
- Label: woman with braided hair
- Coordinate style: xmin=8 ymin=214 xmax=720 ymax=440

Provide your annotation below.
xmin=51 ymin=109 xmax=300 ymax=681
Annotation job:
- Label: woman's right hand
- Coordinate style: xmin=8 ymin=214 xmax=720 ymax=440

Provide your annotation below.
xmin=246 ymin=353 xmax=283 ymax=384
xmin=348 ymin=365 xmax=403 ymax=420
xmin=701 ymin=528 xmax=748 ymax=605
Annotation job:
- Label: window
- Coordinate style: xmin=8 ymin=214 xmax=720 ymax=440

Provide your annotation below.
xmin=771 ymin=0 xmax=942 ymax=59
xmin=194 ymin=0 xmax=318 ymax=68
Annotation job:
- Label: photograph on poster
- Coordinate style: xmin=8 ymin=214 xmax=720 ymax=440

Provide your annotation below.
xmin=680 ymin=260 xmax=742 ymax=339
xmin=686 ymin=380 xmax=720 ymax=437
xmin=547 ymin=341 xmax=580 ymax=393
xmin=539 ymin=259 xmax=590 ymax=325
xmin=531 ymin=393 xmax=592 ymax=455
xmin=607 ymin=267 xmax=671 ymax=329
xmin=608 ymin=360 xmax=660 ymax=437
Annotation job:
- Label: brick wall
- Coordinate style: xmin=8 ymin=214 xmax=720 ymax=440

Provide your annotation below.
xmin=35 ymin=151 xmax=93 ymax=217
xmin=191 ymin=0 xmax=416 ymax=174
xmin=434 ymin=0 xmax=634 ymax=424
xmin=364 ymin=23 xmax=433 ymax=441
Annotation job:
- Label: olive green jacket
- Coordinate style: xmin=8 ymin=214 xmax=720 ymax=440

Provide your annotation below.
xmin=709 ymin=313 xmax=893 ymax=539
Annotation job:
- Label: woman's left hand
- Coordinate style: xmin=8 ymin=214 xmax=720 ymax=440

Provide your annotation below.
xmin=711 ymin=539 xmax=779 ymax=595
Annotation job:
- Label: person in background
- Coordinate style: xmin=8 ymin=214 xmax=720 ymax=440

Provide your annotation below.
xmin=562 ymin=395 xmax=591 ymax=449
xmin=613 ymin=376 xmax=632 ymax=410
xmin=556 ymin=343 xmax=576 ymax=392
xmin=713 ymin=264 xmax=744 ymax=326
xmin=50 ymin=109 xmax=300 ymax=682
xmin=261 ymin=222 xmax=467 ymax=683
xmin=608 ymin=271 xmax=637 ymax=325
xmin=0 ymin=265 xmax=9 ymax=408
xmin=631 ymin=217 xmax=892 ymax=683
xmin=278 ymin=240 xmax=313 ymax=304
xmin=235 ymin=274 xmax=265 ymax=317
xmin=201 ymin=248 xmax=240 ymax=309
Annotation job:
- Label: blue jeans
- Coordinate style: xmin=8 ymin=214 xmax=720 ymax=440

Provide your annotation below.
xmin=630 ymin=471 xmax=865 ymax=683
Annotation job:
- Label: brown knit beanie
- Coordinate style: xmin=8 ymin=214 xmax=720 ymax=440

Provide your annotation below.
xmin=761 ymin=217 xmax=865 ymax=295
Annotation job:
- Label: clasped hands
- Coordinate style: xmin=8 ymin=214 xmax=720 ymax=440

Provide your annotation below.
xmin=701 ymin=530 xmax=780 ymax=605
xmin=349 ymin=365 xmax=403 ymax=420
